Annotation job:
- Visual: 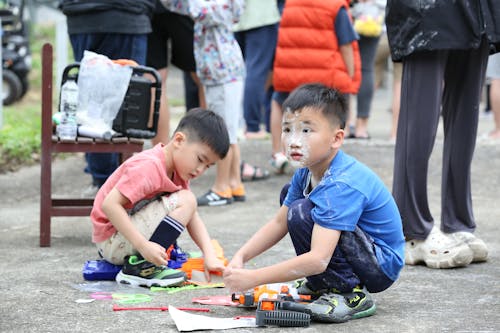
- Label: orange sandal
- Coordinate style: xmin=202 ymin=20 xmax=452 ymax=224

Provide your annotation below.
xmin=231 ymin=184 xmax=246 ymax=202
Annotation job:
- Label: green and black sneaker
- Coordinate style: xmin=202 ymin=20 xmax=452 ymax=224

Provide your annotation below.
xmin=294 ymin=279 xmax=328 ymax=300
xmin=309 ymin=285 xmax=376 ymax=323
xmin=115 ymin=255 xmax=186 ymax=288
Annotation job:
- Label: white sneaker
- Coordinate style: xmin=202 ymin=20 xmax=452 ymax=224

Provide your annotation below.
xmin=81 ymin=184 xmax=99 ymax=198
xmin=449 ymin=231 xmax=488 ymax=262
xmin=405 ymin=227 xmax=473 ymax=268
xmin=270 ymin=152 xmax=289 ymax=174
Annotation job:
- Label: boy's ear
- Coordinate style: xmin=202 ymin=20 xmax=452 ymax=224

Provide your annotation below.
xmin=172 ymin=131 xmax=187 ymax=147
xmin=331 ymin=128 xmax=345 ymax=149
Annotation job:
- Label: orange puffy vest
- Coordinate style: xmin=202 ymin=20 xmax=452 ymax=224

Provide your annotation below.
xmin=273 ymin=0 xmax=361 ymax=94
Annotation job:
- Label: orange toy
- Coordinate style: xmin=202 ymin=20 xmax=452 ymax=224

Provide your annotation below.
xmin=179 ymin=240 xmax=228 ymax=279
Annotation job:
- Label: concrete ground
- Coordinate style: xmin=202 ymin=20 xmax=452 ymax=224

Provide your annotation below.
xmin=1 ymin=67 xmax=499 ymax=332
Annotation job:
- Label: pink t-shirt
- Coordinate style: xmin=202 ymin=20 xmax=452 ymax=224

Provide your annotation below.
xmin=90 ymin=143 xmax=189 ymax=243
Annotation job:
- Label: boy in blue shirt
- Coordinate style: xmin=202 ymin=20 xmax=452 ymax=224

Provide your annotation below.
xmin=224 ymin=83 xmax=405 ymax=323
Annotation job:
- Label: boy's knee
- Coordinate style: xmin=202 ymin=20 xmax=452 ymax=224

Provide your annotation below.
xmin=174 ymin=189 xmax=197 ymax=210
xmin=287 ymin=198 xmax=314 ymax=229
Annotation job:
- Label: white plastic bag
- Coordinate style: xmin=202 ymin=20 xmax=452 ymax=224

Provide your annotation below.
xmin=77 ymin=51 xmax=133 ymax=136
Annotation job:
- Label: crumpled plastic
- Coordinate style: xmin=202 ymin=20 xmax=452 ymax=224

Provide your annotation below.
xmin=77 ymin=50 xmax=133 ymax=135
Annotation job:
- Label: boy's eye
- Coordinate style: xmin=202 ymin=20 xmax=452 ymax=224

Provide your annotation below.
xmin=282 ymin=127 xmax=291 ymax=133
xmin=302 ymin=128 xmax=311 ymax=133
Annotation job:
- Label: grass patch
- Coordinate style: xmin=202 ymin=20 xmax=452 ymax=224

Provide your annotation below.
xmin=0 ymin=24 xmax=56 ymax=173
xmin=0 ymin=105 xmax=41 ymax=171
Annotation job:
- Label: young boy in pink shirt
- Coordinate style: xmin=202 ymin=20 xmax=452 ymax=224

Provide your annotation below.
xmin=91 ymin=109 xmax=229 ymax=287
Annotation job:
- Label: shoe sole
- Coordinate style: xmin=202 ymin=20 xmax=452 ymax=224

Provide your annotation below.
xmin=406 ymin=244 xmax=474 ymax=268
xmin=116 ymin=271 xmax=186 ymax=288
xmin=207 ymin=199 xmax=233 ymax=206
xmin=233 ymin=195 xmax=246 ymax=202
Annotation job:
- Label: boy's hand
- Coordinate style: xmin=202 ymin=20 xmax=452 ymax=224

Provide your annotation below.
xmin=223 ymin=267 xmax=256 ymax=293
xmin=137 ymin=240 xmax=168 ymax=267
xmin=227 ymin=254 xmax=244 ymax=269
xmin=203 ymin=255 xmax=226 ymax=282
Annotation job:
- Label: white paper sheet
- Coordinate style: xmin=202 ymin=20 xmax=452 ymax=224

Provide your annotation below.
xmin=168 ymin=305 xmax=257 ymax=331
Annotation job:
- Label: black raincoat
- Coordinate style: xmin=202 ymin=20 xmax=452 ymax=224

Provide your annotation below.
xmin=385 ymin=0 xmax=500 ymax=61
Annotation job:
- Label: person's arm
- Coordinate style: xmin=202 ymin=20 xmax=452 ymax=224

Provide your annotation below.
xmin=340 ymin=44 xmax=355 ymax=78
xmin=335 ymin=7 xmax=357 ymax=78
xmin=224 ymin=216 xmax=340 ymax=292
xmin=101 ymin=188 xmax=169 ymax=266
xmin=186 ymin=211 xmax=226 ymax=280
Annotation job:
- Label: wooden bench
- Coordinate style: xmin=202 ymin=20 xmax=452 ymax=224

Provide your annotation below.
xmin=39 ymin=43 xmax=159 ymax=247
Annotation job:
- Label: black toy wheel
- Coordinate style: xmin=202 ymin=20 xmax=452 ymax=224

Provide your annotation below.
xmin=2 ymin=69 xmax=23 ymax=105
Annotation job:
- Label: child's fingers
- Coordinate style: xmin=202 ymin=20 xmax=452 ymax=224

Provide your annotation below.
xmin=204 ymin=269 xmax=211 ymax=282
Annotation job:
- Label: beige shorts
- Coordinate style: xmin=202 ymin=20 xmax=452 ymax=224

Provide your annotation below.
xmin=96 ymin=193 xmax=179 ymax=265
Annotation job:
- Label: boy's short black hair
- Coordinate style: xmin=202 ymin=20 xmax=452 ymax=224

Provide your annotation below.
xmin=173 ymin=108 xmax=230 ymax=159
xmin=282 ymin=83 xmax=347 ymax=129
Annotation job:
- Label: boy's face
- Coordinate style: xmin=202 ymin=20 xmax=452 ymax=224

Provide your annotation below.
xmin=281 ymin=107 xmax=344 ymax=173
xmin=173 ymin=135 xmax=219 ymax=181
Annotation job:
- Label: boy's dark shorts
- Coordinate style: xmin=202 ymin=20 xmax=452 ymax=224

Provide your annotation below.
xmin=146 ymin=11 xmax=196 ymax=72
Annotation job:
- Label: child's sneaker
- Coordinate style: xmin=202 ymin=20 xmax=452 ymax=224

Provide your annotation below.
xmin=449 ymin=231 xmax=488 ymax=262
xmin=269 ymin=152 xmax=289 ymax=174
xmin=405 ymin=227 xmax=473 ymax=268
xmin=116 ymin=255 xmax=186 ymax=287
xmin=294 ymin=279 xmax=328 ymax=300
xmin=197 ymin=189 xmax=233 ymax=206
xmin=309 ymin=286 xmax=376 ymax=323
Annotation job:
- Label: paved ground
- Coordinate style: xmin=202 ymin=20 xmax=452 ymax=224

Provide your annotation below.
xmin=1 ymin=67 xmax=499 ymax=332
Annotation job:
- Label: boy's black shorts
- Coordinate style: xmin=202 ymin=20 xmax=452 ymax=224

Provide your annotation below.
xmin=146 ymin=11 xmax=196 ymax=72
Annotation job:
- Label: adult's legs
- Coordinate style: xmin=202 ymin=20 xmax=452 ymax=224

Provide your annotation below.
xmin=354 ymin=35 xmax=380 ymax=138
xmin=374 ymin=33 xmax=390 ymax=90
xmin=270 ymin=99 xmax=283 ymax=155
xmin=440 ymin=40 xmax=489 ymax=233
xmin=390 ymin=62 xmax=402 ymax=142
xmin=486 ymin=53 xmax=500 ymax=139
xmin=200 ymin=81 xmax=244 ymax=205
xmin=489 ymin=78 xmax=500 ymax=138
xmin=148 ymin=11 xmax=200 ymax=144
xmin=183 ymin=71 xmax=199 ymax=110
xmin=236 ymin=24 xmax=278 ymax=134
xmin=392 ymin=51 xmax=447 ymax=240
xmin=151 ymin=67 xmax=170 ymax=145
xmin=70 ymin=33 xmax=147 ymax=187
xmin=269 ymin=92 xmax=290 ymax=173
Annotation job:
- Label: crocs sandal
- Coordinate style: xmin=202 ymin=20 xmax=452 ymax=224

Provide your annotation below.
xmin=240 ymin=161 xmax=270 ymax=182
xmin=405 ymin=227 xmax=473 ymax=268
xmin=449 ymin=231 xmax=488 ymax=262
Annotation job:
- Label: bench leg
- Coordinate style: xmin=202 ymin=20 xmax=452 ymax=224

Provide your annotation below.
xmin=40 ymin=149 xmax=52 ymax=247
